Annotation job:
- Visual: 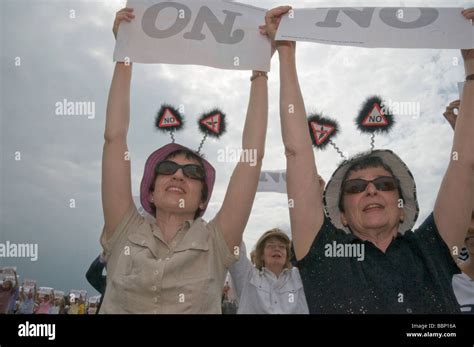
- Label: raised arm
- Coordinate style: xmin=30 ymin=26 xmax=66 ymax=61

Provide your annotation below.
xmin=264 ymin=7 xmax=324 ymax=260
xmin=13 ymin=270 xmax=18 ymax=289
xmin=214 ymin=70 xmax=268 ymax=252
xmin=228 ymin=242 xmax=253 ymax=298
xmin=434 ymin=9 xmax=474 ymax=256
xmin=102 ymin=8 xmax=135 ymax=240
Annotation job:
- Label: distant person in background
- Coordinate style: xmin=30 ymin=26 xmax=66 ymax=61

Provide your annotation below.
xmin=87 ymin=300 xmax=99 ymax=314
xmin=36 ymin=292 xmax=53 ymax=314
xmin=78 ymin=296 xmax=86 ymax=314
xmin=85 ymin=252 xmax=107 ymax=313
xmin=49 ymin=296 xmax=64 ymax=315
xmin=68 ymin=296 xmax=80 ymax=315
xmin=7 ymin=284 xmax=20 ymax=314
xmin=0 ymin=269 xmax=18 ymax=314
xmin=59 ymin=297 xmax=66 ymax=314
xmin=222 ymin=281 xmax=230 ymax=303
xmin=229 ymin=229 xmax=308 ymax=314
xmin=221 ymin=280 xmax=237 ymax=314
xmin=17 ymin=285 xmax=36 ymax=314
xmin=443 ymin=99 xmax=474 ymax=313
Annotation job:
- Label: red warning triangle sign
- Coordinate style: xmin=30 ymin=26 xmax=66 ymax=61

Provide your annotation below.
xmin=310 ymin=122 xmax=335 ymax=145
xmin=200 ymin=113 xmax=222 ymax=134
xmin=158 ymin=108 xmax=181 ymax=128
xmin=361 ymin=104 xmax=388 ymax=127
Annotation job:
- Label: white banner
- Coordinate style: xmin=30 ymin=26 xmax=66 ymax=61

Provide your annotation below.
xmin=69 ymin=289 xmax=87 ymax=299
xmin=38 ymin=287 xmax=54 ymax=295
xmin=23 ymin=279 xmax=36 ymax=292
xmin=1 ymin=266 xmax=17 ymax=274
xmin=88 ymin=295 xmax=101 ymax=304
xmin=257 ymin=170 xmax=287 ymax=194
xmin=276 ymin=7 xmax=474 ymax=48
xmin=114 ymin=0 xmax=271 ymax=71
xmin=54 ymin=290 xmax=65 ymax=298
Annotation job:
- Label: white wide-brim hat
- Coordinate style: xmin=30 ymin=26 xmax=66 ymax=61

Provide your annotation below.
xmin=323 ymin=149 xmax=419 ymax=234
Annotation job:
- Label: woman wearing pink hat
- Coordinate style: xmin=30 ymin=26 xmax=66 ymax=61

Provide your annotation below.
xmin=99 ymin=8 xmax=270 ymax=313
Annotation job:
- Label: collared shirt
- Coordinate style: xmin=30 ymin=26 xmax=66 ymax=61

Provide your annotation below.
xmin=452 ymin=272 xmax=474 ymax=313
xmin=100 ymin=204 xmax=236 ymax=314
xmin=229 ymin=243 xmax=308 ymax=314
xmin=295 ymin=212 xmax=461 ymax=314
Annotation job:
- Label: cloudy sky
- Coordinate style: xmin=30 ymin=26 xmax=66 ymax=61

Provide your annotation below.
xmin=0 ymin=0 xmax=472 ymax=296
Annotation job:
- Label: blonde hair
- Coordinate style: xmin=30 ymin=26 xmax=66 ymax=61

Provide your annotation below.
xmin=250 ymin=250 xmax=256 ymax=265
xmin=254 ymin=228 xmax=292 ymax=271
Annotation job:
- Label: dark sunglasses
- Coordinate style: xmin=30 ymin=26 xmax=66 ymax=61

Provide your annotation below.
xmin=342 ymin=176 xmax=399 ymax=194
xmin=155 ymin=160 xmax=205 ymax=181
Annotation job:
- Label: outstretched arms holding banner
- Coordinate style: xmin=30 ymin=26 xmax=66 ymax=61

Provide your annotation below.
xmin=434 ymin=9 xmax=474 ymax=257
xmin=214 ymin=67 xmax=269 ymax=252
xmin=260 ymin=6 xmax=325 ymax=261
xmin=102 ymin=9 xmax=135 ymax=240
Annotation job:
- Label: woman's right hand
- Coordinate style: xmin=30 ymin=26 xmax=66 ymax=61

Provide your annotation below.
xmin=113 ymin=8 xmax=135 ymax=39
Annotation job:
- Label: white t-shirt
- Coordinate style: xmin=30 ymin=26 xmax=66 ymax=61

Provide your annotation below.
xmin=452 ymin=272 xmax=474 ymax=313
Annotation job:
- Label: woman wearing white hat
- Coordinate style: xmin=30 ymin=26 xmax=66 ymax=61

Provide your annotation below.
xmin=260 ymin=6 xmax=474 ymax=313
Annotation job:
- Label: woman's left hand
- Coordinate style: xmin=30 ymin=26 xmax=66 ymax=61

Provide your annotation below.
xmin=443 ymin=99 xmax=460 ymax=130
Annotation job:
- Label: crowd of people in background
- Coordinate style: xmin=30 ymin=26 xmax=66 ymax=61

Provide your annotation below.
xmin=0 ymin=265 xmax=239 ymax=314
xmin=0 ymin=268 xmax=101 ymax=315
